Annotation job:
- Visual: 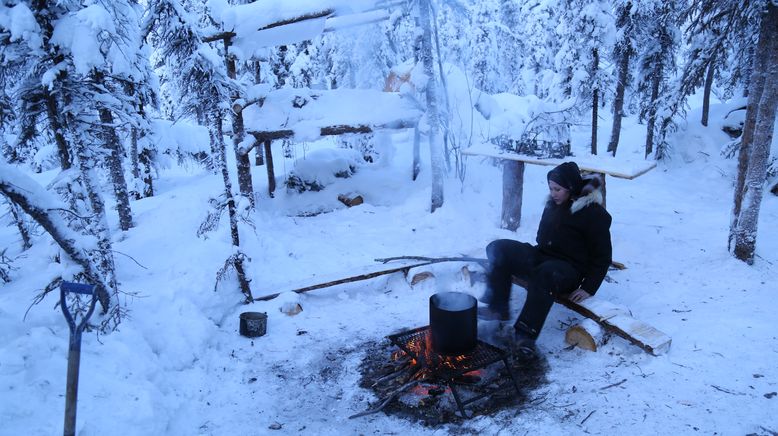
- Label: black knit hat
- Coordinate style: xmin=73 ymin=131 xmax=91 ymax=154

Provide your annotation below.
xmin=547 ymin=161 xmax=583 ymax=195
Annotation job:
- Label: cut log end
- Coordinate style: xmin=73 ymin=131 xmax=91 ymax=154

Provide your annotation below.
xmin=410 ymin=271 xmax=435 ymax=286
xmin=565 ymin=319 xmax=605 ymax=352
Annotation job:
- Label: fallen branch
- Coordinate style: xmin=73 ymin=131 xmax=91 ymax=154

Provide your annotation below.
xmin=349 ymin=380 xmax=420 ymax=419
xmin=580 ymin=410 xmax=596 ymax=425
xmin=599 ymin=378 xmax=627 ymax=390
xmin=375 ymin=255 xmax=488 ymax=267
xmin=710 ymin=384 xmax=745 ymax=396
xmin=254 ymin=260 xmax=434 ymax=301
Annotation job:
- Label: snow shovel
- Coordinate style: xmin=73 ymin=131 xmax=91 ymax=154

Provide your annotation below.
xmin=59 ymin=281 xmax=98 ymax=436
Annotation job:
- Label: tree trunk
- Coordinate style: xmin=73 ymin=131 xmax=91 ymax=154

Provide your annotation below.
xmin=44 ymin=92 xmax=72 ymax=170
xmin=224 ymin=40 xmax=255 ymax=207
xmin=412 ymin=125 xmax=421 ymax=181
xmin=7 ymin=201 xmax=32 ymax=250
xmin=608 ymin=45 xmax=631 ymax=156
xmin=74 ymin=143 xmax=117 ymax=315
xmin=591 ymin=48 xmax=599 ymax=155
xmin=418 ymin=0 xmax=444 ymax=212
xmin=730 ymin=2 xmax=778 ymax=264
xmin=210 ymin=110 xmax=253 ymax=301
xmin=94 ymin=72 xmax=133 ymax=231
xmin=701 ymin=53 xmax=716 ymax=127
xmin=263 ymin=140 xmax=276 ymax=197
xmin=645 ymin=57 xmax=663 ymax=159
xmin=731 ymin=3 xmax=772 ymax=251
xmin=98 ymin=104 xmax=133 ymax=231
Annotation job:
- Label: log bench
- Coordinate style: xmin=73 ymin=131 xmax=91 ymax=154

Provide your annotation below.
xmin=462 ymin=144 xmax=657 ymax=230
xmin=464 ymin=267 xmax=671 ymax=356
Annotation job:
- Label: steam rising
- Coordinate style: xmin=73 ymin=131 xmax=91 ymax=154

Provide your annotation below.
xmin=431 ymin=292 xmax=476 ymax=312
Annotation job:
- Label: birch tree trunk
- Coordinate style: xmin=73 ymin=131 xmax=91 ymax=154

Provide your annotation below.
xmin=418 ymin=0 xmax=444 ymax=212
xmin=72 ymin=137 xmax=118 ymax=315
xmin=730 ymin=2 xmax=778 ymax=264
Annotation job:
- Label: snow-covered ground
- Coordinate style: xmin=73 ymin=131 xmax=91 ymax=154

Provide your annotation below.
xmin=1 ymin=100 xmax=777 ymax=435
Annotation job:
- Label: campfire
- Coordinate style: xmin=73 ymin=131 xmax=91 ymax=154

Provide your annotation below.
xmin=351 ymin=292 xmax=522 ymax=420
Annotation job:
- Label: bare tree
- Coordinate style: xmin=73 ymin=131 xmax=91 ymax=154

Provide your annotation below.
xmin=418 ymin=0 xmax=444 ymax=212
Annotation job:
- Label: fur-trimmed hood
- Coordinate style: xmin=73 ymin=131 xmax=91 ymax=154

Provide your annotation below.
xmin=546 ymin=174 xmax=605 ymax=214
xmin=571 ymin=175 xmax=604 ymax=213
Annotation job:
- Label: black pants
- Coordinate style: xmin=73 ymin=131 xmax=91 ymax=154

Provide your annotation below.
xmin=485 ymin=239 xmax=581 ymax=339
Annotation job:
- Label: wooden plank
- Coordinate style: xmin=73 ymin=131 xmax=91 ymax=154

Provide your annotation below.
xmin=556 ymin=298 xmax=671 ymax=356
xmin=462 ymin=145 xmax=656 ymax=180
xmin=512 ymin=276 xmax=671 ymax=356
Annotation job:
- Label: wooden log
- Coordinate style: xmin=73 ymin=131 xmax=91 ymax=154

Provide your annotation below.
xmin=409 ymin=271 xmax=434 ymax=286
xmin=565 ymin=319 xmax=605 ymax=352
xmin=502 ymin=160 xmax=525 ymax=230
xmin=557 ymin=298 xmax=671 ymax=356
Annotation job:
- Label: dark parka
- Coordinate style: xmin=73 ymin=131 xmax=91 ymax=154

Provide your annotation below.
xmin=536 ymin=179 xmax=612 ymax=294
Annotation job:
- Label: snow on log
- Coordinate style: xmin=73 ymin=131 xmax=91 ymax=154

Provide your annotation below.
xmin=565 ymin=319 xmax=605 ymax=352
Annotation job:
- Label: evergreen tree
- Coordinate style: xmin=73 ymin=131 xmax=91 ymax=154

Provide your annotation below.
xmin=634 ymin=1 xmax=681 ymax=159
xmin=607 ymin=0 xmax=635 ymax=156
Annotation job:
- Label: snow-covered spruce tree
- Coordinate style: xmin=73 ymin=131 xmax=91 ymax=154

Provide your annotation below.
xmin=0 ymin=67 xmax=16 ymax=162
xmin=676 ymin=0 xmax=763 ymax=127
xmin=0 ymin=164 xmax=114 ymax=312
xmin=607 ymin=0 xmax=635 ymax=156
xmin=144 ymin=0 xmax=219 ymax=168
xmin=729 ymin=1 xmax=778 ymax=264
xmin=633 ymin=0 xmax=681 ymax=159
xmin=554 ymin=0 xmax=615 ymax=154
xmin=468 ymin=0 xmax=502 ymax=93
xmin=496 ymin=0 xmax=525 ymax=95
xmin=1 ymin=1 xmax=129 ymax=324
xmin=518 ymin=1 xmax=562 ymax=98
xmin=145 ymin=0 xmax=253 ymax=301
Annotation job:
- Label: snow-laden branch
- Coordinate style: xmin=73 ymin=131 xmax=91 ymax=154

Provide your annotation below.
xmin=0 ymin=164 xmax=111 ymax=312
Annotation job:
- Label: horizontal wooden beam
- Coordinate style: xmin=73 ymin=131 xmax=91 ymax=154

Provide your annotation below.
xmin=247 ymin=119 xmax=418 ymax=143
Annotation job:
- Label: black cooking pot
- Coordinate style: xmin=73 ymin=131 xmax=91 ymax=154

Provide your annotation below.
xmin=429 ymin=292 xmax=477 ymax=355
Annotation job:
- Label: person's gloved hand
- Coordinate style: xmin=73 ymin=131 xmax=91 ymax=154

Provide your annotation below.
xmin=568 ymin=287 xmax=591 ymax=303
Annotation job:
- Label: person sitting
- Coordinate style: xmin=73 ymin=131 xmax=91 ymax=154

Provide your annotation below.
xmin=480 ymin=161 xmax=612 ymax=358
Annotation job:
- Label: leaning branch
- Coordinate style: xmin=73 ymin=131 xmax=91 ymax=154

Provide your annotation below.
xmin=0 ymin=166 xmax=111 ymax=312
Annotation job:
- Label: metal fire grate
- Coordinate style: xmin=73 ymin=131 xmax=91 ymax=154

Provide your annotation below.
xmin=387 ymin=325 xmax=521 ymax=418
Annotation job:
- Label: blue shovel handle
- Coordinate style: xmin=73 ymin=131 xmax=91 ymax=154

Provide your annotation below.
xmin=60 ymin=281 xmax=98 ymax=334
